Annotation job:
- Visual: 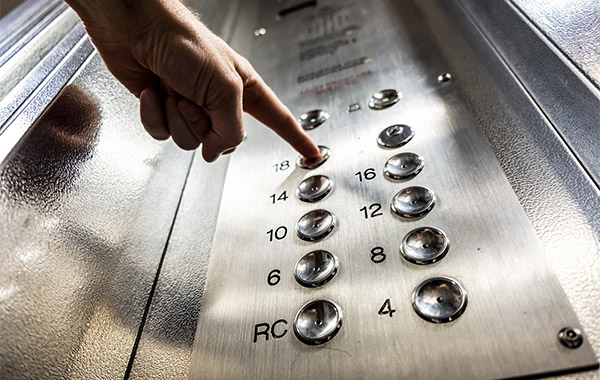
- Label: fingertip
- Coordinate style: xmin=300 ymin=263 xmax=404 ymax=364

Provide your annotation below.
xmin=172 ymin=135 xmax=201 ymax=151
xmin=140 ymin=88 xmax=170 ymax=140
xmin=201 ymin=149 xmax=220 ymax=163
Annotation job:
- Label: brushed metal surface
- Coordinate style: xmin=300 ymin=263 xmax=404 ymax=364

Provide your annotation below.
xmin=415 ymin=1 xmax=600 ymax=379
xmin=0 ymin=53 xmax=192 ymax=379
xmin=189 ymin=1 xmax=597 ymax=379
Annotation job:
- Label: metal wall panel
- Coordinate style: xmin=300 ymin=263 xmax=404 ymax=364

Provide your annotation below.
xmin=0 ymin=54 xmax=192 ymax=379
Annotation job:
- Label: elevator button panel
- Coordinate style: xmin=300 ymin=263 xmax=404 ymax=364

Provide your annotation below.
xmin=190 ymin=0 xmax=597 ymax=379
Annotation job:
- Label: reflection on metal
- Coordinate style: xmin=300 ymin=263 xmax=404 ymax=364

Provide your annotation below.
xmin=391 ymin=186 xmax=436 ymax=219
xmin=377 ymin=124 xmax=414 ymax=149
xmin=0 ymin=24 xmax=87 ymax=130
xmin=293 ymin=299 xmax=343 ymax=345
xmin=400 ymin=226 xmax=449 ymax=265
xmin=0 ymin=0 xmax=67 ymax=66
xmin=298 ymin=109 xmax=328 ymax=130
xmin=368 ymin=88 xmax=401 ymax=110
xmin=437 ymin=72 xmax=451 ymax=83
xmin=412 ymin=277 xmax=468 ymax=323
xmin=296 ymin=209 xmax=337 ymax=241
xmin=294 ymin=250 xmax=338 ymax=288
xmin=296 ymin=174 xmax=333 ymax=203
xmin=253 ymin=27 xmax=266 ymax=37
xmin=0 ymin=35 xmax=94 ymax=166
xmin=383 ymin=152 xmax=424 ymax=180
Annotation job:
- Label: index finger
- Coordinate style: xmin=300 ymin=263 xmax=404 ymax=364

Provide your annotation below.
xmin=241 ymin=72 xmax=321 ymax=160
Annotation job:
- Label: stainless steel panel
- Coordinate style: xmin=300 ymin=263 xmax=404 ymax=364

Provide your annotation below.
xmin=455 ymin=0 xmax=600 ymax=216
xmin=0 ymin=53 xmax=192 ymax=379
xmin=0 ymin=34 xmax=93 ymax=164
xmin=510 ymin=0 xmax=600 ymax=88
xmin=0 ymin=8 xmax=79 ymax=100
xmin=0 ymin=23 xmax=86 ymax=127
xmin=189 ymin=0 xmax=597 ymax=379
xmin=128 ymin=152 xmax=229 ymax=380
xmin=127 ymin=0 xmax=242 ymax=378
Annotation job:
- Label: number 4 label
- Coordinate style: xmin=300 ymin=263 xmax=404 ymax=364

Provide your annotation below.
xmin=378 ymin=298 xmax=396 ymax=318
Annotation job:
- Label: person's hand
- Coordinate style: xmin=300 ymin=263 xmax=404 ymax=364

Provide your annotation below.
xmin=64 ymin=0 xmax=321 ymax=162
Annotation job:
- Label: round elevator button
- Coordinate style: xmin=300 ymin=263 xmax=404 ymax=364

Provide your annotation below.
xmin=401 ymin=227 xmax=449 ymax=265
xmin=295 ymin=250 xmax=338 ymax=287
xmin=384 ymin=152 xmax=424 ymax=180
xmin=412 ymin=277 xmax=467 ymax=323
xmin=297 ymin=175 xmax=333 ymax=202
xmin=294 ymin=299 xmax=343 ymax=345
xmin=296 ymin=145 xmax=330 ymax=170
xmin=368 ymin=89 xmax=401 ymax=110
xmin=296 ymin=209 xmax=336 ymax=241
xmin=377 ymin=124 xmax=414 ymax=149
xmin=299 ymin=110 xmax=329 ymax=130
xmin=391 ymin=186 xmax=436 ymax=218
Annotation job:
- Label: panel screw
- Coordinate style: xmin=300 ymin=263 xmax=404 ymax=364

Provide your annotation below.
xmin=254 ymin=28 xmax=267 ymax=37
xmin=558 ymin=327 xmax=584 ymax=349
xmin=437 ymin=73 xmax=452 ymax=83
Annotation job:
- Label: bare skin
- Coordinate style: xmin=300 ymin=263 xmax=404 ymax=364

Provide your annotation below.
xmin=64 ymin=0 xmax=321 ymax=162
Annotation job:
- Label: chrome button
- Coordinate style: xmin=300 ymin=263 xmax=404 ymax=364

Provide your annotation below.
xmin=401 ymin=227 xmax=449 ymax=265
xmin=384 ymin=152 xmax=424 ymax=180
xmin=296 ymin=175 xmax=333 ymax=202
xmin=297 ymin=145 xmax=330 ymax=169
xmin=294 ymin=299 xmax=343 ymax=345
xmin=377 ymin=124 xmax=414 ymax=149
xmin=296 ymin=209 xmax=336 ymax=241
xmin=294 ymin=250 xmax=338 ymax=288
xmin=368 ymin=89 xmax=401 ymax=110
xmin=299 ymin=109 xmax=329 ymax=130
xmin=391 ymin=186 xmax=436 ymax=218
xmin=412 ymin=277 xmax=467 ymax=323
